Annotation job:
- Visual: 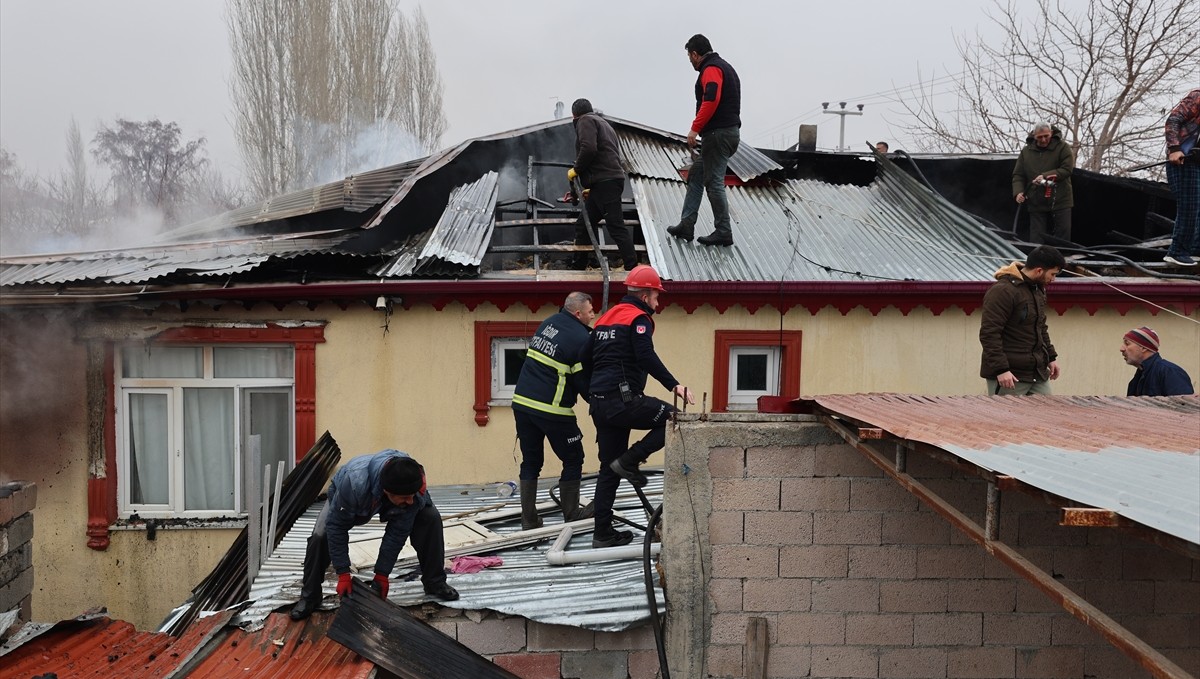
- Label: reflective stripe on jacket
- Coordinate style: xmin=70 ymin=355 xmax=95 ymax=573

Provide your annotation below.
xmin=512 ymin=308 xmax=592 ymax=419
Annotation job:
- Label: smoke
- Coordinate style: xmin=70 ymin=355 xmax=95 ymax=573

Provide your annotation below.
xmin=300 ymin=118 xmax=427 ymax=187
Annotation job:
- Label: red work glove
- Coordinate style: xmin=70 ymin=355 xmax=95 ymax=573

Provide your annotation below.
xmin=372 ymin=573 xmax=390 ymax=599
xmin=336 ymin=572 xmax=353 ymax=597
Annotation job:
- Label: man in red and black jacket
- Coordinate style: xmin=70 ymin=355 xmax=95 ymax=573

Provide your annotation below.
xmin=666 ymin=33 xmax=741 ymax=247
xmin=583 ymin=265 xmax=694 ymax=547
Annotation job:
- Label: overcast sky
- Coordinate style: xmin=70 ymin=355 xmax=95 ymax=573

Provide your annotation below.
xmin=0 ymin=0 xmax=1005 ymax=183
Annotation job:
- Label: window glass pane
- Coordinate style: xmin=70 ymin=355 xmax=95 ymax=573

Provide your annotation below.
xmin=183 ymin=388 xmax=235 ymax=511
xmin=128 ymin=393 xmax=170 ymax=505
xmin=123 ymin=346 xmax=201 ymax=378
xmin=503 ymin=347 xmax=526 ymax=387
xmin=214 ymin=347 xmax=293 ymax=378
xmin=736 ymin=353 xmax=769 ymax=391
xmin=247 ymin=390 xmax=291 ymax=476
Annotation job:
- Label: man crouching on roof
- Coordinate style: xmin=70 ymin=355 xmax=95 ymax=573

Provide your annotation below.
xmin=290 ymin=450 xmax=458 ymax=620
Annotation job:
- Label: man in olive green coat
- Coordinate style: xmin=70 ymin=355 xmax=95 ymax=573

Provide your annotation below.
xmin=1012 ymin=123 xmax=1074 ymax=244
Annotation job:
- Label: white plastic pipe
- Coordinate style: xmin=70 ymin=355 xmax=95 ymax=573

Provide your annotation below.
xmin=545 ymin=525 xmax=661 ymax=565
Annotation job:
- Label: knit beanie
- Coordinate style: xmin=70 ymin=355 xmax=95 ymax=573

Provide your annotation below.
xmin=381 ymin=457 xmax=424 ymax=495
xmin=1123 ymin=327 xmax=1160 ymax=352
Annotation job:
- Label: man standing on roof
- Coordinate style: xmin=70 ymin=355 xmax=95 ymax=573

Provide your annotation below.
xmin=511 ymin=291 xmax=597 ymax=530
xmin=290 ymin=450 xmax=458 ymax=621
xmin=1012 ymin=122 xmax=1075 ymax=244
xmin=568 ymin=99 xmax=638 ymax=271
xmin=1120 ymin=326 xmax=1195 ymax=396
xmin=584 ymin=265 xmax=694 ymax=547
xmin=665 ymin=34 xmax=741 ymax=247
xmin=1163 ymin=89 xmax=1200 ymax=267
xmin=979 ymin=245 xmax=1066 ymax=396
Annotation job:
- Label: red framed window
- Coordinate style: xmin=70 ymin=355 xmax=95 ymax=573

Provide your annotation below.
xmin=473 ymin=321 xmax=539 ymax=426
xmin=712 ymin=330 xmax=802 ymax=412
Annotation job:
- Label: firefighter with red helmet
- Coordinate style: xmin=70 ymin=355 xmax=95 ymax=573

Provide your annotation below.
xmin=583 ymin=265 xmax=694 ymax=547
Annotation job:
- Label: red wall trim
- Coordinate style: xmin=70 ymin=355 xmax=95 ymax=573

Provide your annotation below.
xmin=87 ymin=324 xmax=326 ymax=550
xmin=473 ymin=321 xmax=539 ymax=427
xmin=712 ymin=330 xmax=802 ymax=413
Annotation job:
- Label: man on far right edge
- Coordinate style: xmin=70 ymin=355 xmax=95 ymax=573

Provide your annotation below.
xmin=1120 ymin=326 xmax=1194 ymax=397
xmin=1163 ymin=89 xmax=1200 ymax=267
xmin=665 ymin=34 xmax=741 ymax=247
xmin=979 ymin=245 xmax=1066 ymax=396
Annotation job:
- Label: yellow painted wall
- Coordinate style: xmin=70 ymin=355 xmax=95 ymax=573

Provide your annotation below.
xmin=2 ymin=298 xmax=1196 ymax=629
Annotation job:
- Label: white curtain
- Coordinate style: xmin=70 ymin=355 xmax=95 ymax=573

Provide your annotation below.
xmin=128 ymin=393 xmax=169 ymax=505
xmin=183 ymin=388 xmax=235 ymax=511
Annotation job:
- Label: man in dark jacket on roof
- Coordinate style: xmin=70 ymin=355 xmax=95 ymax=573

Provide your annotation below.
xmin=290 ymin=450 xmax=458 ymax=621
xmin=1120 ymin=326 xmax=1194 ymax=396
xmin=665 ymin=34 xmax=741 ymax=247
xmin=512 ymin=291 xmax=597 ymax=530
xmin=568 ymin=99 xmax=638 ymax=271
xmin=1013 ymin=123 xmax=1075 ymax=244
xmin=979 ymin=245 xmax=1066 ymax=395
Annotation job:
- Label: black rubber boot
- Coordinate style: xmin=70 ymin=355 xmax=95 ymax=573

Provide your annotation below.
xmin=290 ymin=534 xmax=330 ymax=620
xmin=558 ymin=479 xmax=594 ymax=522
xmin=520 ymin=479 xmax=543 ymax=530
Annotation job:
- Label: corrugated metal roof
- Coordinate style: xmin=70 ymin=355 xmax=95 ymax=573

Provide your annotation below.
xmin=635 ymin=160 xmax=1022 ymax=282
xmin=162 ymin=158 xmax=426 ymax=241
xmin=809 ymin=393 xmax=1200 ymax=544
xmin=228 ymin=474 xmax=665 ymax=633
xmin=0 ymin=609 xmax=232 ymax=676
xmin=0 ymin=233 xmax=352 ymax=287
xmin=182 ymin=611 xmax=373 ymax=679
xmin=374 ymin=171 xmax=499 ymax=277
xmin=614 ymin=125 xmax=782 ymax=182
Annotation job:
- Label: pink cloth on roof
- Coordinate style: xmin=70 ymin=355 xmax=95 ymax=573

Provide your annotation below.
xmin=450 ymin=555 xmax=503 ymax=574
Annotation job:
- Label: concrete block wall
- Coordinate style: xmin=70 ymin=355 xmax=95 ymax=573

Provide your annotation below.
xmin=663 ymin=418 xmax=1199 ymax=679
xmin=0 ymin=481 xmax=37 ymax=633
xmin=407 ymin=607 xmax=660 ymax=679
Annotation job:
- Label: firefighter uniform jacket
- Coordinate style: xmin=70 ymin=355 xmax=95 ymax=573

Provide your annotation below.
xmin=587 ymin=295 xmax=680 ymax=397
xmin=512 ymin=308 xmax=592 ymax=419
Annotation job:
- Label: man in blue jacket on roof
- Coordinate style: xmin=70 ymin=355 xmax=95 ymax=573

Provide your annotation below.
xmin=1120 ymin=326 xmax=1194 ymax=396
xmin=290 ymin=450 xmax=458 ymax=621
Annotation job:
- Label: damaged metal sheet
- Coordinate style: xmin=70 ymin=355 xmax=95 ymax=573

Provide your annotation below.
xmin=328 ymin=585 xmax=520 ymax=679
xmin=634 ymin=159 xmax=1022 ymax=283
xmin=230 ymin=476 xmax=665 ymax=632
xmin=374 ymin=172 xmax=499 ymax=277
xmin=159 ymin=432 xmax=341 ymax=635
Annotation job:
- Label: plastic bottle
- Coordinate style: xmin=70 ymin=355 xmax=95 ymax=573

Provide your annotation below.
xmin=495 ymin=481 xmax=517 ymax=498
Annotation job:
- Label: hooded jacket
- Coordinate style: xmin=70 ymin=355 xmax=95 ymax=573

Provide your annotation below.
xmin=979 ymin=262 xmax=1057 ymax=382
xmin=1012 ymin=126 xmax=1074 ymax=213
xmin=324 ymin=449 xmax=432 ymax=576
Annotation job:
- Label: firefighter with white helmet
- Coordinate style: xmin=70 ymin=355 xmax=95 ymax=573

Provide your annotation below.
xmin=583 ymin=265 xmax=694 ymax=547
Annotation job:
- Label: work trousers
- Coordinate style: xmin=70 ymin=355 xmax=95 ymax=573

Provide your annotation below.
xmin=678 ymin=126 xmax=740 ymax=237
xmin=986 ymin=378 xmax=1052 ymax=396
xmin=1028 ymin=208 xmax=1072 ymax=245
xmin=588 ymin=394 xmax=675 ymax=528
xmin=575 ymin=178 xmax=637 ymax=269
xmin=298 ymin=498 xmax=448 ymax=603
xmin=1166 ymin=160 xmax=1200 ymax=257
xmin=514 ymin=409 xmax=585 ymax=482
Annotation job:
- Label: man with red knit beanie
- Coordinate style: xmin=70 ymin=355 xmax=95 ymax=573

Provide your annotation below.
xmin=290 ymin=450 xmax=458 ymax=621
xmin=1119 ymin=327 xmax=1194 ymax=397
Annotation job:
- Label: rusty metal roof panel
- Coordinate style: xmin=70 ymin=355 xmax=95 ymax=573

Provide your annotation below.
xmin=614 ymin=126 xmax=781 ymax=183
xmin=182 ymin=612 xmax=373 ymax=679
xmin=0 ymin=609 xmax=231 ymax=676
xmin=635 ymin=161 xmax=1022 ymax=283
xmin=810 ymin=394 xmax=1200 ymax=544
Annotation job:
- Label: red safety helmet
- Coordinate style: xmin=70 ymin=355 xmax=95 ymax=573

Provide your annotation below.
xmin=624 ymin=264 xmax=665 ymax=291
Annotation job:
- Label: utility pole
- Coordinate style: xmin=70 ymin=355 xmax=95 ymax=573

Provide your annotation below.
xmin=822 ymin=101 xmax=863 ymax=151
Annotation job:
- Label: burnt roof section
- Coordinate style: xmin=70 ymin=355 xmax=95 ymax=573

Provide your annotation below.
xmin=805 ymin=393 xmax=1200 ymax=545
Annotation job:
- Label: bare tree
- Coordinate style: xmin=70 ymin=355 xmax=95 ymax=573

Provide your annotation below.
xmin=45 ymin=118 xmax=98 ymax=238
xmin=900 ymin=0 xmax=1200 ymax=173
xmin=92 ymin=118 xmax=209 ymax=223
xmin=0 ymin=146 xmax=53 ymax=254
xmin=227 ymin=0 xmax=447 ymax=198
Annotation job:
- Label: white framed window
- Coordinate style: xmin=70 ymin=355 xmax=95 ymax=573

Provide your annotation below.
xmin=727 ymin=345 xmax=781 ymax=410
xmin=490 ymin=338 xmax=529 ymax=403
xmin=116 ymin=344 xmax=295 ymax=519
